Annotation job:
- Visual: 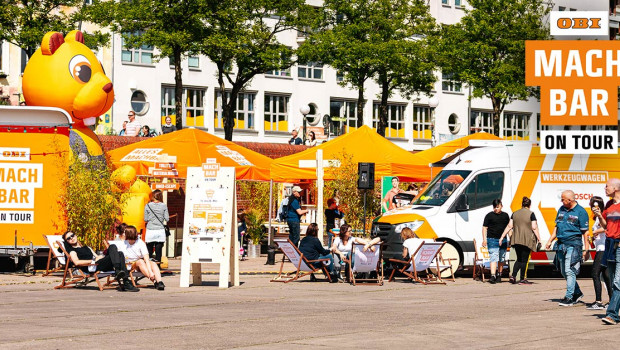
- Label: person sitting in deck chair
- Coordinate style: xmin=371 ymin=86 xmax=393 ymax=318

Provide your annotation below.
xmin=299 ymin=223 xmax=339 ymax=282
xmin=120 ymin=226 xmax=165 ymax=290
xmin=62 ymin=231 xmax=138 ymax=292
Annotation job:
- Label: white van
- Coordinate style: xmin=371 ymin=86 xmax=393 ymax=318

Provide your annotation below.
xmin=371 ymin=140 xmax=615 ymax=272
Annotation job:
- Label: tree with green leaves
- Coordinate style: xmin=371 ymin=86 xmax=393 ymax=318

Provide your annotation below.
xmin=0 ymin=0 xmax=108 ymax=58
xmin=298 ymin=0 xmax=379 ymax=128
xmin=85 ymin=0 xmax=205 ymax=131
xmin=199 ymin=0 xmax=309 ymax=141
xmin=438 ymin=0 xmax=550 ymax=136
xmin=369 ymin=0 xmax=437 ymax=137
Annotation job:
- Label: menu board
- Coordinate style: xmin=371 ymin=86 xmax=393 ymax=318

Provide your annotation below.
xmin=180 ymin=164 xmax=239 ymax=288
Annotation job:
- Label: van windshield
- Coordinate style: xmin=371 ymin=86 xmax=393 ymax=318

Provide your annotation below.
xmin=413 ymin=170 xmax=471 ymax=206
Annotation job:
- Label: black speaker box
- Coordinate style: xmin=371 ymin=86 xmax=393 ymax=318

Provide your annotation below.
xmin=357 ymin=162 xmax=375 ymax=189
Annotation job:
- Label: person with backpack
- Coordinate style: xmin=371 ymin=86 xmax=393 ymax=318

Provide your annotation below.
xmin=287 ymin=186 xmax=308 ymax=246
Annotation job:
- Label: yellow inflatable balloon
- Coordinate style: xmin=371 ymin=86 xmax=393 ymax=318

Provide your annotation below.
xmin=112 ymin=165 xmax=137 ymax=190
xmin=22 ymin=30 xmax=114 ymax=159
xmin=121 ymin=193 xmax=149 ymax=236
xmin=130 ymin=179 xmax=153 ymax=194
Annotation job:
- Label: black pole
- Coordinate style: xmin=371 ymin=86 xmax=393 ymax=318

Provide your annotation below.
xmin=362 ymin=190 xmax=367 ymax=235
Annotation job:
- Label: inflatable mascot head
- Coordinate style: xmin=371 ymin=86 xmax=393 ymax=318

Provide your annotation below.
xmin=22 ymin=30 xmax=114 ymax=127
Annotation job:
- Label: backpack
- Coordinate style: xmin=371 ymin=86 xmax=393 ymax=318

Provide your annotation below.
xmin=277 ymin=197 xmax=290 ymax=222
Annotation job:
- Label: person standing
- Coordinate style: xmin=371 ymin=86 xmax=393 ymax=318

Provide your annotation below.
xmin=288 ymin=129 xmax=302 ymax=145
xmin=325 ymin=197 xmax=344 ymax=247
xmin=499 ymin=197 xmax=541 ymax=284
xmin=586 ymin=196 xmax=611 ymax=310
xmin=125 ymin=111 xmax=141 ymax=137
xmin=545 ymin=190 xmax=589 ymax=307
xmin=595 ymin=178 xmax=620 ymax=324
xmin=482 ymin=199 xmax=510 ymax=284
xmin=144 ymin=189 xmax=170 ymax=263
xmin=161 ymin=116 xmax=177 ymax=134
xmin=286 ymin=186 xmax=308 ymax=246
xmin=118 ymin=121 xmax=127 ymax=136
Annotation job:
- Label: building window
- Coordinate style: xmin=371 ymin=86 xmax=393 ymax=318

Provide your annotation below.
xmin=188 ymin=56 xmax=199 ymax=69
xmin=455 ymin=0 xmax=462 ymax=7
xmin=121 ymin=33 xmax=153 ymax=64
xmin=441 ymin=72 xmax=462 ymax=93
xmin=161 ymin=87 xmax=205 ymax=127
xmin=413 ymin=106 xmax=432 ymax=139
xmin=266 ymin=68 xmax=291 ymax=77
xmin=372 ymin=103 xmax=406 ymax=138
xmin=214 ymin=91 xmax=256 ymax=130
xmin=298 ymin=62 xmax=323 ymax=80
xmin=329 ymin=100 xmax=358 ymax=134
xmin=131 ymin=90 xmax=149 ymax=115
xmin=503 ymin=112 xmax=530 ymax=140
xmin=264 ymin=94 xmax=289 ymax=132
xmin=470 ymin=110 xmax=493 ymax=134
xmin=442 ymin=0 xmax=449 ymax=5
xmin=336 ymin=71 xmax=344 ymax=82
xmin=558 ymin=6 xmax=566 ymax=11
xmin=448 ymin=113 xmax=461 ymax=134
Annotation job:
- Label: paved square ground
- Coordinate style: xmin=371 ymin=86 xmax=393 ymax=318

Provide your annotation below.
xmin=1 ymin=258 xmax=619 ymax=349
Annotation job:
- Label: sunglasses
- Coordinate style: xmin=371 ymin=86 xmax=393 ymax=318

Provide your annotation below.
xmin=65 ymin=233 xmax=76 ymax=240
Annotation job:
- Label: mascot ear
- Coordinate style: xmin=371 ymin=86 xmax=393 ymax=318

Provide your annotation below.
xmin=40 ymin=32 xmax=65 ymax=55
xmin=65 ymin=30 xmax=85 ymax=44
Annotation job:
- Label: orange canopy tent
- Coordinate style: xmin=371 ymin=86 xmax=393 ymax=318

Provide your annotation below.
xmin=270 ymin=125 xmax=430 ymax=182
xmin=391 ymin=132 xmax=501 ymax=181
xmin=107 ymin=128 xmax=273 ymax=180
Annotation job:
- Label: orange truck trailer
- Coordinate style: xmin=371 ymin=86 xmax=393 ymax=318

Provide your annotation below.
xmin=0 ymin=106 xmax=71 ymax=272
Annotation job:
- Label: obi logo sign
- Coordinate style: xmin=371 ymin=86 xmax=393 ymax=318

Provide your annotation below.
xmin=526 ymin=13 xmax=619 ymax=154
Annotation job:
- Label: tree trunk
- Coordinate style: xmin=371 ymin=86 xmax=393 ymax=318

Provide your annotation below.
xmin=173 ymin=49 xmax=183 ymax=131
xmin=356 ymin=78 xmax=365 ymax=129
xmin=491 ymin=95 xmax=501 ymax=137
xmin=217 ymin=66 xmax=234 ymax=141
xmin=224 ymin=86 xmax=242 ymax=141
xmin=378 ymin=73 xmax=389 ymax=137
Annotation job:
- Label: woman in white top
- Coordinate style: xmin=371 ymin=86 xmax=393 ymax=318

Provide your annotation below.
xmin=305 ymin=131 xmax=317 ymax=147
xmin=587 ymin=196 xmax=611 ymax=309
xmin=122 ymin=225 xmax=165 ymax=290
xmin=331 ymin=224 xmax=378 ymax=262
xmin=400 ymin=227 xmax=427 ymax=261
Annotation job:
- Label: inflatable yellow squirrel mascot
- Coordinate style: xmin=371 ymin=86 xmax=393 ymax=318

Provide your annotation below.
xmin=22 ymin=30 xmax=113 ymax=161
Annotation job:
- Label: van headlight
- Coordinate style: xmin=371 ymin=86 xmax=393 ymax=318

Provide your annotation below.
xmin=394 ymin=221 xmax=424 ymax=234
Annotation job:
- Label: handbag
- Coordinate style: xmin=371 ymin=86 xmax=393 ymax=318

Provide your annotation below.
xmin=147 ymin=204 xmax=171 ymax=237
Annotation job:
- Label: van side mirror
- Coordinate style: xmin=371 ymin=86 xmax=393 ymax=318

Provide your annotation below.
xmin=455 ymin=194 xmax=469 ymax=211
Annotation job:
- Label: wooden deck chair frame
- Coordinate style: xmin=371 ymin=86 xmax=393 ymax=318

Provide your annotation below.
xmin=42 ymin=234 xmax=67 ymax=277
xmin=348 ymin=243 xmax=383 ymax=286
xmin=388 ymin=241 xmax=447 ymax=285
xmin=270 ymin=238 xmax=332 ymax=283
xmin=55 ymin=242 xmax=119 ymax=291
xmin=432 ymin=251 xmax=456 ymax=282
xmin=472 ymin=238 xmax=510 ymax=282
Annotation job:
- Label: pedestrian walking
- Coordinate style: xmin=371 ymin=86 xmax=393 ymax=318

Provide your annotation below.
xmin=499 ymin=196 xmax=541 ymax=284
xmin=545 ymin=190 xmax=589 ymax=306
xmin=482 ymin=199 xmax=510 ymax=284
xmin=594 ymin=178 xmax=620 ymax=324
xmin=286 ymin=186 xmax=308 ymax=246
xmin=586 ymin=196 xmax=611 ymax=310
xmin=144 ymin=189 xmax=170 ymax=263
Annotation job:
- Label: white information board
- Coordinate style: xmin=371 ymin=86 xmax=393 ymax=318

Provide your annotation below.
xmin=180 ymin=165 xmax=239 ymax=288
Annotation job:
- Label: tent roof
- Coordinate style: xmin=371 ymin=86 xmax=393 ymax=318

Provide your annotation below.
xmin=107 ymin=128 xmax=273 ymax=180
xmin=270 ymin=125 xmax=429 ymax=182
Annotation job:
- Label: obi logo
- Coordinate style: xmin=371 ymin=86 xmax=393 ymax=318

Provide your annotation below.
xmin=0 ymin=148 xmax=30 ymax=162
xmin=550 ymin=11 xmax=608 ymax=36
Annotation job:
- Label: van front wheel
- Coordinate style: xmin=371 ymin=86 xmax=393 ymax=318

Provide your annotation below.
xmin=437 ymin=241 xmax=461 ymax=278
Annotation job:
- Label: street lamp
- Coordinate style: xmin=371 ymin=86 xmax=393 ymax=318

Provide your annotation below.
xmin=428 ymin=96 xmax=439 ymax=147
xmin=300 ymin=105 xmax=310 ymax=144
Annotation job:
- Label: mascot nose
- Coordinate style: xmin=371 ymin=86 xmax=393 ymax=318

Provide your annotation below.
xmin=102 ymin=83 xmax=113 ymax=93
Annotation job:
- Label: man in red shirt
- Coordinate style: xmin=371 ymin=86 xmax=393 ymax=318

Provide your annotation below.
xmin=594 ymin=178 xmax=620 ymax=324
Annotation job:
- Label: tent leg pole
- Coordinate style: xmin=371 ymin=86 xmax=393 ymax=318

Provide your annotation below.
xmin=268 ymin=179 xmax=273 ymax=245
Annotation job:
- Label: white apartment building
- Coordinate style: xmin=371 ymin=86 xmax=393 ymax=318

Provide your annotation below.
xmin=1 ymin=0 xmax=616 ymax=150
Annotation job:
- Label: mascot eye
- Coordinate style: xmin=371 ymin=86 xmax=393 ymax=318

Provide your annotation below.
xmin=68 ymin=55 xmax=92 ymax=83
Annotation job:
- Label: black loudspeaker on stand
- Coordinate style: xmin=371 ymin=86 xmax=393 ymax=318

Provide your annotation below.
xmin=357 ymin=162 xmax=375 ymax=190
xmin=357 ymin=162 xmax=375 ymax=235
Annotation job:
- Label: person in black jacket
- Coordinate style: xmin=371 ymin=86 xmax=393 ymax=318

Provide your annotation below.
xmin=298 ymin=223 xmax=338 ymax=282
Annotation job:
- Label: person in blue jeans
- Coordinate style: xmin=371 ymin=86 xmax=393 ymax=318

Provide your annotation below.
xmin=545 ymin=190 xmax=589 ymax=307
xmin=482 ymin=199 xmax=510 ymax=284
xmin=287 ymin=186 xmax=308 ymax=246
xmin=593 ymin=178 xmax=620 ymax=325
xmin=298 ymin=223 xmax=338 ymax=282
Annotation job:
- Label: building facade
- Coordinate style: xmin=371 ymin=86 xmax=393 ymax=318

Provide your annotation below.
xmin=0 ymin=0 xmax=617 ymax=150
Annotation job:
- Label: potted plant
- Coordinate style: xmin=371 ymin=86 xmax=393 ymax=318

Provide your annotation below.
xmin=244 ymin=209 xmax=265 ymax=258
